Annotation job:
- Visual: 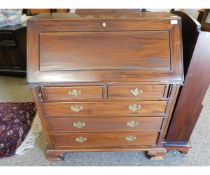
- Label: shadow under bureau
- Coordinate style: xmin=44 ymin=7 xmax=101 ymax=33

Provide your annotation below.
xmin=27 ymin=10 xmax=184 ymax=160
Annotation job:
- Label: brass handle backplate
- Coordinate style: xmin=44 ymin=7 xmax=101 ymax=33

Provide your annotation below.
xmin=70 ymin=105 xmax=83 ymax=112
xmin=128 ymin=104 xmax=141 ymax=112
xmin=75 ymin=137 xmax=87 ymax=143
xmin=73 ymin=121 xmax=86 ymax=128
xmin=68 ymin=89 xmax=81 ymax=97
xmin=130 ymin=88 xmax=143 ymax=96
xmin=127 ymin=121 xmax=139 ymax=127
xmin=125 ymin=135 xmax=136 ymax=141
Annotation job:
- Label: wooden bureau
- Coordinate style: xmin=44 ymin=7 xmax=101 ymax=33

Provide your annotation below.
xmin=27 ymin=10 xmax=184 ymax=160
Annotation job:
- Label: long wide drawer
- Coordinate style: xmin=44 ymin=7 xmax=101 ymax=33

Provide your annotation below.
xmin=52 ymin=131 xmax=158 ymax=148
xmin=108 ymin=84 xmax=167 ymax=99
xmin=43 ymin=101 xmax=167 ymax=117
xmin=43 ymin=86 xmax=103 ymax=101
xmin=48 ymin=117 xmax=163 ymax=132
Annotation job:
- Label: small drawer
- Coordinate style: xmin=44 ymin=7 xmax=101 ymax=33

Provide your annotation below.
xmin=43 ymin=86 xmax=103 ymax=101
xmin=108 ymin=85 xmax=167 ymax=99
xmin=43 ymin=101 xmax=167 ymax=117
xmin=52 ymin=131 xmax=158 ymax=148
xmin=0 ymin=32 xmax=14 ymax=42
xmin=48 ymin=117 xmax=163 ymax=132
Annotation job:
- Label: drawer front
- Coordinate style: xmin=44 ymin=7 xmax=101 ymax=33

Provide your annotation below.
xmin=108 ymin=85 xmax=166 ymax=99
xmin=43 ymin=101 xmax=167 ymax=117
xmin=52 ymin=131 xmax=158 ymax=148
xmin=40 ymin=31 xmax=171 ymax=72
xmin=48 ymin=117 xmax=163 ymax=132
xmin=34 ymin=19 xmax=172 ymax=32
xmin=43 ymin=86 xmax=103 ymax=101
xmin=0 ymin=32 xmax=14 ymax=42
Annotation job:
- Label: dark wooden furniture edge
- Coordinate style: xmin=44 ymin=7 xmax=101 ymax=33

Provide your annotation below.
xmin=171 ymin=10 xmax=201 ymax=75
xmin=197 ymin=9 xmax=210 ymax=31
xmin=165 ymin=31 xmax=210 ymax=150
xmin=0 ymin=23 xmax=27 ymax=76
xmin=27 ymin=11 xmax=184 ymax=161
xmin=45 ymin=145 xmax=167 ymax=161
xmin=0 ymin=69 xmax=26 ymax=77
xmin=164 ymin=141 xmax=192 ymax=154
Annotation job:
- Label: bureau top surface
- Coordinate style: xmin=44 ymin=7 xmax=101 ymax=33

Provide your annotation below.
xmin=29 ymin=10 xmax=180 ymax=21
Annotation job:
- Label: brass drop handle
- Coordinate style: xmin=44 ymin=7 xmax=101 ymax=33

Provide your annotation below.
xmin=130 ymin=88 xmax=143 ymax=96
xmin=128 ymin=104 xmax=141 ymax=112
xmin=73 ymin=121 xmax=86 ymax=128
xmin=127 ymin=121 xmax=139 ymax=127
xmin=75 ymin=137 xmax=87 ymax=143
xmin=125 ymin=135 xmax=136 ymax=142
xmin=70 ymin=105 xmax=83 ymax=112
xmin=68 ymin=89 xmax=81 ymax=97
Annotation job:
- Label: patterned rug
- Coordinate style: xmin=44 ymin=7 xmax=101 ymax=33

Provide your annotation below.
xmin=0 ymin=102 xmax=37 ymax=158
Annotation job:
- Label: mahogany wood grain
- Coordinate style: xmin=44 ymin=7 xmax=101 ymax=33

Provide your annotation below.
xmin=108 ymin=84 xmax=166 ymax=99
xmin=43 ymin=86 xmax=103 ymax=101
xmin=40 ymin=31 xmax=170 ymax=71
xmin=27 ymin=13 xmax=183 ymax=84
xmin=29 ymin=11 xmax=179 ymax=20
xmin=47 ymin=146 xmax=165 ymax=152
xmin=166 ymin=32 xmax=210 ymax=144
xmin=43 ymin=101 xmax=167 ymax=117
xmin=171 ymin=10 xmax=200 ymax=76
xmin=27 ymin=11 xmax=184 ymax=160
xmin=32 ymin=88 xmax=53 ymax=145
xmin=29 ymin=19 xmax=173 ymax=32
xmin=52 ymin=131 xmax=158 ymax=148
xmin=48 ymin=117 xmax=163 ymax=132
xmin=158 ymin=85 xmax=180 ymax=143
xmin=45 ymin=146 xmax=167 ymax=160
xmin=27 ymin=70 xmax=184 ymax=84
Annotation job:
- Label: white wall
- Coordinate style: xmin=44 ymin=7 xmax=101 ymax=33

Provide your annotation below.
xmin=148 ymin=9 xmax=199 ymax=18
